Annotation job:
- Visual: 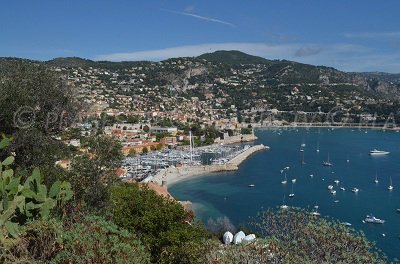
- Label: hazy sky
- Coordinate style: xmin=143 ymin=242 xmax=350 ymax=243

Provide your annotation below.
xmin=1 ymin=0 xmax=400 ymax=72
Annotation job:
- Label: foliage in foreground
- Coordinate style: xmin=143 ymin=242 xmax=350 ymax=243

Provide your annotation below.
xmin=0 ymin=136 xmax=72 ymax=240
xmin=110 ymin=183 xmax=210 ymax=264
xmin=247 ymin=207 xmax=387 ymax=263
xmin=1 ymin=215 xmax=150 ymax=264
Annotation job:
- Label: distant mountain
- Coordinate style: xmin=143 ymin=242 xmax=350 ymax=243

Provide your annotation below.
xmin=1 ymin=50 xmax=400 ymax=100
xmin=46 ymin=57 xmax=96 ymax=68
xmin=197 ymin=50 xmax=271 ymax=65
xmin=46 ymin=57 xmax=150 ymax=70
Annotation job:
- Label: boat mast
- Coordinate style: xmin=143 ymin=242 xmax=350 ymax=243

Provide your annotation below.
xmin=189 ymin=130 xmax=193 ymax=163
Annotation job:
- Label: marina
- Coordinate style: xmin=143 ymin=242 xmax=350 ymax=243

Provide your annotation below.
xmin=121 ymin=144 xmax=258 ymax=182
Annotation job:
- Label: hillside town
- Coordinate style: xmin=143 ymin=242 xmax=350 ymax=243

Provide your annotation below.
xmin=50 ymin=53 xmax=400 ymax=132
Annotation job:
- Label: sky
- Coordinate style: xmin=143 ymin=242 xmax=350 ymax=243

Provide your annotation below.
xmin=1 ymin=0 xmax=400 ymax=73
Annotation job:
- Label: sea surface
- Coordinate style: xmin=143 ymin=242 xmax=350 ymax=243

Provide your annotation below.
xmin=169 ymin=128 xmax=400 ymax=260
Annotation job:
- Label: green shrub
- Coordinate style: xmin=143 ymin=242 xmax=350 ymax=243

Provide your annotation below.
xmin=50 ymin=215 xmax=150 ymax=264
xmin=248 ymin=207 xmax=387 ymax=263
xmin=110 ymin=183 xmax=209 ymax=263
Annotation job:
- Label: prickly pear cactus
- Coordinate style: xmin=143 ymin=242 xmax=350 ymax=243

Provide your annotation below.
xmin=0 ymin=136 xmax=73 ymax=240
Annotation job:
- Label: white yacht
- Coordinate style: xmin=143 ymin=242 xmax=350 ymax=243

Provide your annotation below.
xmin=364 ymin=215 xmax=385 ymax=224
xmin=369 ymin=149 xmax=390 ymax=156
xmin=311 ymin=209 xmax=320 ymax=216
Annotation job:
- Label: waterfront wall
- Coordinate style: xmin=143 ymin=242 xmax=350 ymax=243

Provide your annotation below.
xmin=214 ymin=133 xmax=258 ymax=145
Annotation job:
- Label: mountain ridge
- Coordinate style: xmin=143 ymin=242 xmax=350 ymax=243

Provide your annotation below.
xmin=1 ymin=50 xmax=400 ymax=99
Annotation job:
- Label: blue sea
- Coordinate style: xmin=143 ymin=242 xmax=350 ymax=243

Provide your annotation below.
xmin=169 ymin=128 xmax=400 ymax=260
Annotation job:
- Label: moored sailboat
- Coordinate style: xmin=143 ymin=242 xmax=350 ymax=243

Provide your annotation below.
xmin=288 ymin=183 xmax=295 ymax=197
xmin=388 ymin=176 xmax=393 ymax=191
xmin=323 ymin=153 xmax=333 ymax=166
xmin=281 ymin=173 xmax=287 ymax=184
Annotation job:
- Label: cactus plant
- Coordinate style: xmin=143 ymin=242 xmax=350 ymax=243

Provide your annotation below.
xmin=0 ymin=136 xmax=73 ymax=240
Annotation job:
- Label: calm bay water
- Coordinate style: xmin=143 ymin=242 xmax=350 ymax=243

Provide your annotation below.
xmin=169 ymin=128 xmax=400 ymax=260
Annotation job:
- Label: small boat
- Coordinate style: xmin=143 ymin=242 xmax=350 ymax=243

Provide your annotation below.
xmin=301 ymin=143 xmax=306 ymax=148
xmin=299 ymin=149 xmax=304 ymax=152
xmin=369 ymin=149 xmax=390 ymax=156
xmin=334 ymin=200 xmax=339 ymax=203
xmin=374 ymin=172 xmax=379 ymax=184
xmin=340 ymin=187 xmax=346 ymax=191
xmin=311 ymin=211 xmax=320 ymax=216
xmin=342 ymin=222 xmax=352 ymax=226
xmin=330 ymin=190 xmax=337 ymax=195
xmin=289 ymin=183 xmax=295 ymax=197
xmin=334 ymin=180 xmax=340 ymax=184
xmin=322 ymin=153 xmax=333 ymax=167
xmin=364 ymin=214 xmax=385 ymax=224
xmin=248 ymin=184 xmax=255 ymax=187
xmin=281 ymin=173 xmax=287 ymax=184
xmin=397 ymin=209 xmax=400 ymax=213
xmin=388 ymin=176 xmax=393 ymax=191
xmin=292 ymin=179 xmax=296 ymax=183
xmin=309 ymin=174 xmax=314 ymax=178
xmin=352 ymin=188 xmax=359 ymax=193
xmin=280 ymin=195 xmax=288 ymax=209
xmin=301 ymin=152 xmax=306 ymax=165
xmin=327 ymin=185 xmax=334 ymax=190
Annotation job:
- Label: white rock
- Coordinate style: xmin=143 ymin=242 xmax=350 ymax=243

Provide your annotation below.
xmin=222 ymin=231 xmax=233 ymax=245
xmin=243 ymin=234 xmax=256 ymax=242
xmin=233 ymin=231 xmax=246 ymax=244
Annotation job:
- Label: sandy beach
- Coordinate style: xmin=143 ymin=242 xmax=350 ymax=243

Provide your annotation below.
xmin=150 ymin=144 xmax=268 ymax=188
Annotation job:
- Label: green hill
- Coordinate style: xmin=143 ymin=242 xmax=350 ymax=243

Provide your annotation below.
xmin=197 ymin=50 xmax=271 ymax=65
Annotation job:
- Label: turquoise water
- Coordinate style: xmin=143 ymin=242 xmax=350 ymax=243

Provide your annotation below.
xmin=169 ymin=128 xmax=400 ymax=260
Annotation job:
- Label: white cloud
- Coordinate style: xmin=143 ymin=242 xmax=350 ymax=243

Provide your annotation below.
xmin=183 ymin=5 xmax=195 ymax=13
xmin=94 ymin=42 xmax=400 ymax=73
xmin=95 ymin=43 xmax=300 ymax=61
xmin=164 ymin=9 xmax=235 ymax=27
xmin=294 ymin=47 xmax=322 ymax=57
xmin=344 ymin=31 xmax=400 ymax=38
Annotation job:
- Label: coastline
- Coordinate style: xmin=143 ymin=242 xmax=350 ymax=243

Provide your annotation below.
xmin=251 ymin=122 xmax=400 ymax=131
xmin=150 ymin=144 xmax=268 ymax=190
